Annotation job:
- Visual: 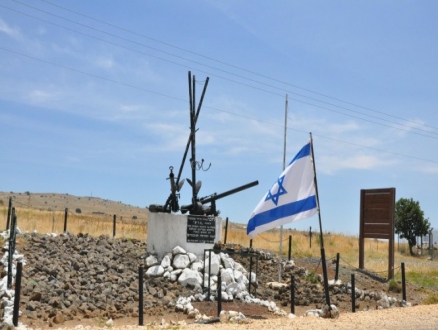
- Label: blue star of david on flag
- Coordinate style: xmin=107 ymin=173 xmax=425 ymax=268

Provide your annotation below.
xmin=265 ymin=175 xmax=287 ymax=206
xmin=247 ymin=140 xmax=318 ymax=238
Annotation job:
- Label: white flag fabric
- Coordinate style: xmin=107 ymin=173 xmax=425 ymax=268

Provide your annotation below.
xmin=247 ymin=141 xmax=318 ymax=238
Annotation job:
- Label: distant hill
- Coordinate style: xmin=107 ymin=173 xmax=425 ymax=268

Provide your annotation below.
xmin=0 ymin=191 xmax=149 ymax=221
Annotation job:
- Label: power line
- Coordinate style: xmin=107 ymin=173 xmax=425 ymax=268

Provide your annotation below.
xmin=1 ymin=45 xmax=438 ymax=166
xmin=2 ymin=41 xmax=436 ymax=142
xmin=0 ymin=46 xmax=187 ymax=103
xmin=37 ymin=0 xmax=438 ymax=132
xmin=6 ymin=0 xmax=438 ymax=136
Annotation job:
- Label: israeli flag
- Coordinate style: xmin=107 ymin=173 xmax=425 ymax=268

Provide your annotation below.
xmin=247 ymin=141 xmax=318 ymax=238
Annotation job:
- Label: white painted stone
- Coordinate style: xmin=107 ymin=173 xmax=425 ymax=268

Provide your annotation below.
xmin=233 ymin=269 xmax=243 ymax=282
xmin=328 ymin=279 xmax=342 ymax=286
xmin=173 ymin=246 xmax=187 ymax=255
xmin=173 ymin=254 xmax=191 ymax=269
xmin=266 ymin=282 xmax=287 ymax=290
xmin=249 ymin=272 xmax=258 ymax=286
xmin=225 ymin=282 xmax=241 ymax=296
xmin=284 ymin=260 xmax=295 ymax=271
xmin=191 ymin=261 xmax=203 ymax=272
xmin=146 ymin=265 xmax=165 ymax=277
xmin=187 ymin=252 xmax=197 ymax=263
xmin=161 ymin=255 xmax=171 ymax=268
xmin=220 ymin=268 xmax=235 ymax=286
xmin=178 ymin=268 xmax=202 ymax=288
xmin=145 ymin=255 xmax=158 ymax=267
xmin=221 ymin=254 xmax=235 ymax=269
xmin=204 ymin=253 xmax=220 ymax=275
xmin=234 ymin=262 xmax=246 ymax=273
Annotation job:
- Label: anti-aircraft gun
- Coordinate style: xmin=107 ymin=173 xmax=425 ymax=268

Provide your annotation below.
xmin=180 ymin=180 xmax=259 ymax=216
xmin=149 ymin=72 xmax=258 ymax=216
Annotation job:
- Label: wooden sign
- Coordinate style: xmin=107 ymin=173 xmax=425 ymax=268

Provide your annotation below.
xmin=359 ymin=188 xmax=395 ymax=279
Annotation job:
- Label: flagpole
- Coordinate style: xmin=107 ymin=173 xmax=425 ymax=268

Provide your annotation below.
xmin=279 ymin=94 xmax=288 ymax=282
xmin=309 ymin=132 xmax=332 ymax=309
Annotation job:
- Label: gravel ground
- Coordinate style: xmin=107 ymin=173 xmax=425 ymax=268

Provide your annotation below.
xmin=23 ymin=304 xmax=438 ymax=329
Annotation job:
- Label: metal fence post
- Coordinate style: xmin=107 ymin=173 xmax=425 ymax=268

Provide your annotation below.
xmin=224 ymin=217 xmax=229 ymax=245
xmin=6 ymin=197 xmax=12 ymax=230
xmin=290 ymin=274 xmax=295 ymax=314
xmin=217 ymin=271 xmax=222 ymax=317
xmin=401 ymin=262 xmax=406 ymax=301
xmin=139 ymin=265 xmax=144 ymax=326
xmin=7 ymin=212 xmax=17 ymax=289
xmin=335 ymin=253 xmax=340 ymax=281
xmin=63 ymin=208 xmax=68 ymax=233
xmin=351 ymin=273 xmax=356 ymax=313
xmin=13 ymin=261 xmax=23 ymax=326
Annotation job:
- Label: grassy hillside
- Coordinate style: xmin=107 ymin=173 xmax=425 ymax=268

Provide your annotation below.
xmin=1 ymin=191 xmax=437 ymax=298
xmin=0 ymin=191 xmax=148 ymax=219
xmin=0 ymin=191 xmax=148 ymax=238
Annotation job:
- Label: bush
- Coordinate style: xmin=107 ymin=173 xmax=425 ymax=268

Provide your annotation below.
xmin=388 ymin=279 xmax=402 ymax=293
xmin=132 ymin=215 xmax=137 ymax=220
xmin=75 ymin=208 xmax=82 ymax=214
xmin=423 ymin=293 xmax=438 ymax=305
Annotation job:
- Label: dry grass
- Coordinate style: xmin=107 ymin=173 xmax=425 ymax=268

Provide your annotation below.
xmin=222 ymin=222 xmax=438 ymax=283
xmin=1 ymin=207 xmax=147 ymax=240
xmin=2 ymin=199 xmax=437 ymax=292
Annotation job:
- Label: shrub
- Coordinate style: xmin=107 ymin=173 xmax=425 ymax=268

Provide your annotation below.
xmin=423 ymin=293 xmax=438 ymax=305
xmin=75 ymin=208 xmax=82 ymax=214
xmin=388 ymin=279 xmax=402 ymax=293
xmin=132 ymin=215 xmax=137 ymax=220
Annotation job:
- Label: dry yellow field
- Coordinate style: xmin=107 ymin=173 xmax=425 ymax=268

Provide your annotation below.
xmin=1 ymin=191 xmax=437 ymax=290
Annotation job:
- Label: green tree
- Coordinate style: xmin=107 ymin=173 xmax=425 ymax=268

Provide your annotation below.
xmin=395 ymin=198 xmax=431 ymax=256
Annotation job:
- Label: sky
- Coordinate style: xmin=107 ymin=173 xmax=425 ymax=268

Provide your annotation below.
xmin=1 ymin=0 xmax=438 ymax=236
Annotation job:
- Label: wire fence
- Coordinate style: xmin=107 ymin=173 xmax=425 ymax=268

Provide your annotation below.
xmin=2 ymin=195 xmax=434 ymax=284
xmin=1 ymin=195 xmax=148 ymax=240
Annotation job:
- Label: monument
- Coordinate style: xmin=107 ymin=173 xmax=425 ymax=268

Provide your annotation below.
xmin=147 ymin=72 xmax=258 ymax=258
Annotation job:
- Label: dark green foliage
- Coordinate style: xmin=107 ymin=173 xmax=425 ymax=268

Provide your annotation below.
xmin=395 ymin=198 xmax=430 ymax=256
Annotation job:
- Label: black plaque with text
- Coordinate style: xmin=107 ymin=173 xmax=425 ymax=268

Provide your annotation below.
xmin=187 ymin=215 xmax=216 ymax=243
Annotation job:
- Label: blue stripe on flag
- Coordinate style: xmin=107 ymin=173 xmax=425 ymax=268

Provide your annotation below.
xmin=289 ymin=142 xmax=311 ymax=165
xmin=247 ymin=195 xmax=317 ymax=234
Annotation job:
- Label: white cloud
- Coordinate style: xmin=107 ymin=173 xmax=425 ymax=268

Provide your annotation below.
xmin=95 ymin=56 xmax=115 ymax=69
xmin=319 ymin=153 xmax=399 ymax=174
xmin=27 ymin=89 xmax=56 ymax=104
xmin=418 ymin=163 xmax=438 ymax=174
xmin=0 ymin=18 xmax=21 ymax=40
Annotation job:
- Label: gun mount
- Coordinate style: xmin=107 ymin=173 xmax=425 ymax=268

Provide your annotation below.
xmin=180 ymin=180 xmax=259 ymax=216
xmin=148 ymin=72 xmax=258 ymax=216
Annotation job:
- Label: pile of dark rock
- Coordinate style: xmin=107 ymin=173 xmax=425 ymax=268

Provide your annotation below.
xmin=0 ymin=231 xmax=410 ymax=327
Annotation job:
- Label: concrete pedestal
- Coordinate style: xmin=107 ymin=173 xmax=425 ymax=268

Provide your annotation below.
xmin=147 ymin=212 xmax=222 ymax=259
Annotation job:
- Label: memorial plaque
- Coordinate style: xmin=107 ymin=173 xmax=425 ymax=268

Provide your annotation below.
xmin=187 ymin=215 xmax=216 ymax=243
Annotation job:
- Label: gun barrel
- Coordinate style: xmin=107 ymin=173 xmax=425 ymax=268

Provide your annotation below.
xmin=199 ymin=180 xmax=259 ymax=205
xmin=180 ymin=180 xmax=258 ymax=213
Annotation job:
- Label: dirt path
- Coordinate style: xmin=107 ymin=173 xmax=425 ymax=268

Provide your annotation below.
xmin=39 ymin=304 xmax=437 ymax=330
